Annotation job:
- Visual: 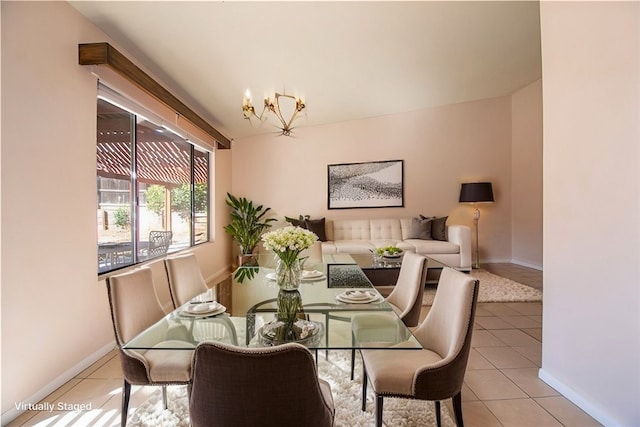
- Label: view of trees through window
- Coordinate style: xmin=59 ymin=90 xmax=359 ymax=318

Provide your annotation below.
xmin=97 ymin=97 xmax=210 ymax=274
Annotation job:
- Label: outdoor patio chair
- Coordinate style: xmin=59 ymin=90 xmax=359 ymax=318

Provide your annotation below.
xmin=146 ymin=230 xmax=172 ymax=258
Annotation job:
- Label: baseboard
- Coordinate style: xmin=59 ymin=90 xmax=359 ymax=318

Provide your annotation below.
xmin=1 ymin=341 xmax=116 ymax=425
xmin=482 ymin=257 xmax=512 ymax=264
xmin=511 ymin=258 xmax=543 ymax=271
xmin=482 ymin=258 xmax=543 ymax=271
xmin=538 ymin=369 xmax=617 ymax=427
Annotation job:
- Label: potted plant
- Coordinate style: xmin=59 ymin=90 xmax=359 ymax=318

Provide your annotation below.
xmin=223 ymin=193 xmax=276 ymax=265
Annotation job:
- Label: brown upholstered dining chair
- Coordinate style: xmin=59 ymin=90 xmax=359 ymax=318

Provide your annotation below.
xmin=106 ymin=267 xmax=193 ymax=426
xmin=360 ymin=267 xmax=479 ymax=427
xmin=189 ymin=341 xmax=335 ymax=427
xmin=164 ymin=253 xmax=209 ymax=308
xmin=350 ymin=252 xmax=428 ymax=378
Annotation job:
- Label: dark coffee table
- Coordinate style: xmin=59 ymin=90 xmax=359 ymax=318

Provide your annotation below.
xmin=347 ymin=253 xmax=448 ymax=288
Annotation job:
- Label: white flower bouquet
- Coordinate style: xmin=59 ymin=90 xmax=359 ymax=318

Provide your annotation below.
xmin=262 ymin=226 xmax=318 ymax=267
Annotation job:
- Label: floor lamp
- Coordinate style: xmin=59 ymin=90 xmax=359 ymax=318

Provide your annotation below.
xmin=459 ymin=182 xmax=494 ymax=269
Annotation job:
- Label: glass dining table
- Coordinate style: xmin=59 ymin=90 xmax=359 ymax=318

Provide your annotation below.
xmin=123 ymin=253 xmax=422 ymax=352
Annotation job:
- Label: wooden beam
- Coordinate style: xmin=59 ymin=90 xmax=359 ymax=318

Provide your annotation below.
xmin=79 ymin=42 xmax=230 ymax=149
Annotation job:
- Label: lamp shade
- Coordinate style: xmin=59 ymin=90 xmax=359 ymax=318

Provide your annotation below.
xmin=459 ymin=182 xmax=494 ymax=203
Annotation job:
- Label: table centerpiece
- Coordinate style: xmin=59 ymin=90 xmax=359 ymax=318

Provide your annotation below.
xmin=262 ymin=226 xmax=318 ymax=291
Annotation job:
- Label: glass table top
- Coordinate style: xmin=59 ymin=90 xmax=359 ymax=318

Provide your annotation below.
xmin=124 ymin=254 xmax=422 ymax=351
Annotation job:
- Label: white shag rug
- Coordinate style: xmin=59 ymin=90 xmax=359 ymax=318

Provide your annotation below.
xmin=422 ymin=269 xmax=542 ymax=306
xmin=128 ymin=350 xmax=455 ymax=427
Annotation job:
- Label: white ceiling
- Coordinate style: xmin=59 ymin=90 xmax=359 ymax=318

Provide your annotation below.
xmin=70 ymin=1 xmax=542 ymax=142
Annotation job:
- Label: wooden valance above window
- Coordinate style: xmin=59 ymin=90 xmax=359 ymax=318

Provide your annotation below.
xmin=79 ymin=42 xmax=230 ymax=149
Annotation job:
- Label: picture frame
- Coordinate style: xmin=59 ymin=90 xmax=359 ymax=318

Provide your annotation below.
xmin=327 ymin=159 xmax=404 ymax=209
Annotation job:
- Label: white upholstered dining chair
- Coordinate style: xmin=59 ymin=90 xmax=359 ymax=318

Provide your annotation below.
xmin=164 ymin=253 xmax=210 ymax=308
xmin=360 ymin=267 xmax=479 ymax=427
xmin=106 ymin=267 xmax=193 ymax=426
xmin=350 ymin=251 xmax=428 ymax=378
xmin=164 ymin=253 xmax=238 ymax=344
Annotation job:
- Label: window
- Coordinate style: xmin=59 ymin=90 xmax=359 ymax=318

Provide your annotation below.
xmin=97 ymin=96 xmax=210 ymax=274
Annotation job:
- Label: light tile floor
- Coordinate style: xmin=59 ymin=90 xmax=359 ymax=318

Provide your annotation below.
xmin=7 ymin=264 xmax=602 ymax=427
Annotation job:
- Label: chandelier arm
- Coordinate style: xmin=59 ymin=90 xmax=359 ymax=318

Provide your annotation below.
xmin=273 ymin=96 xmax=289 ymax=130
xmin=257 ymin=106 xmax=267 ymax=122
xmin=278 ymin=93 xmax=304 ymax=134
xmin=283 ymin=109 xmax=300 ymax=133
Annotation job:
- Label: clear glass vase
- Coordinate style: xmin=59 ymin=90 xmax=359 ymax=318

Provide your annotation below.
xmin=276 ymin=290 xmax=303 ymax=324
xmin=275 ymin=257 xmax=302 ymax=291
xmin=275 ymin=289 xmax=304 ymax=342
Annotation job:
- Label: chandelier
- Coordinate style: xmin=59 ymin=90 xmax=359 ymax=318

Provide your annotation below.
xmin=242 ymin=89 xmax=306 ymax=136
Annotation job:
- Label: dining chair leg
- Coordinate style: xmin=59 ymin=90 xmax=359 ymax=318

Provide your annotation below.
xmin=350 ymin=348 xmax=356 ymax=380
xmin=325 ymin=314 xmax=330 ymax=360
xmin=452 ymin=391 xmax=464 ymax=427
xmin=435 ymin=400 xmax=442 ymax=427
xmin=121 ymin=379 xmax=131 ymax=427
xmin=361 ymin=370 xmax=368 ymax=411
xmin=162 ymin=385 xmax=168 ymax=409
xmin=375 ymin=395 xmax=384 ymax=427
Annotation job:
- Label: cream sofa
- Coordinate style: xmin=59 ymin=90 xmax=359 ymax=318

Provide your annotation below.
xmin=320 ymin=218 xmax=472 ymax=271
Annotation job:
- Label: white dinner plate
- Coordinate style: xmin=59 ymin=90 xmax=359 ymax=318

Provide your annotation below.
xmin=265 ymin=271 xmax=325 ymax=281
xmin=302 ymin=270 xmax=325 ymax=280
xmin=180 ymin=302 xmax=226 ymax=317
xmin=336 ymin=291 xmax=382 ymax=304
xmin=189 ymin=296 xmax=215 ymax=304
xmin=343 ymin=290 xmax=373 ymax=300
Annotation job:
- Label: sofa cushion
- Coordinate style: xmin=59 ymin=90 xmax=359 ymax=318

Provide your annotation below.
xmin=370 ymin=240 xmax=403 ymax=250
xmin=320 ymin=242 xmax=337 ymax=254
xmin=285 ymin=215 xmax=308 ymax=228
xmin=409 ymin=217 xmax=433 ymax=240
xmin=431 ymin=216 xmax=448 ymax=241
xmin=332 ymin=219 xmax=372 ymax=240
xmin=404 ymin=238 xmax=459 ymax=254
xmin=396 ymin=241 xmax=416 ymax=253
xmin=420 ymin=215 xmax=448 ymax=241
xmin=369 ymin=219 xmax=403 ymax=240
xmin=305 ymin=218 xmax=327 ymax=242
xmin=333 ymin=240 xmax=376 ymax=253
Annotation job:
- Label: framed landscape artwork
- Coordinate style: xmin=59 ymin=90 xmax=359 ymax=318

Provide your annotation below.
xmin=327 ymin=159 xmax=404 ymax=209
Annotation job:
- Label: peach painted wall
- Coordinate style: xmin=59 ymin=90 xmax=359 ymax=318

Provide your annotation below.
xmin=512 ymin=79 xmax=543 ymax=269
xmin=232 ymin=96 xmax=514 ymax=263
xmin=0 ymin=2 xmax=233 ymax=418
xmin=540 ymin=2 xmax=639 ymax=425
